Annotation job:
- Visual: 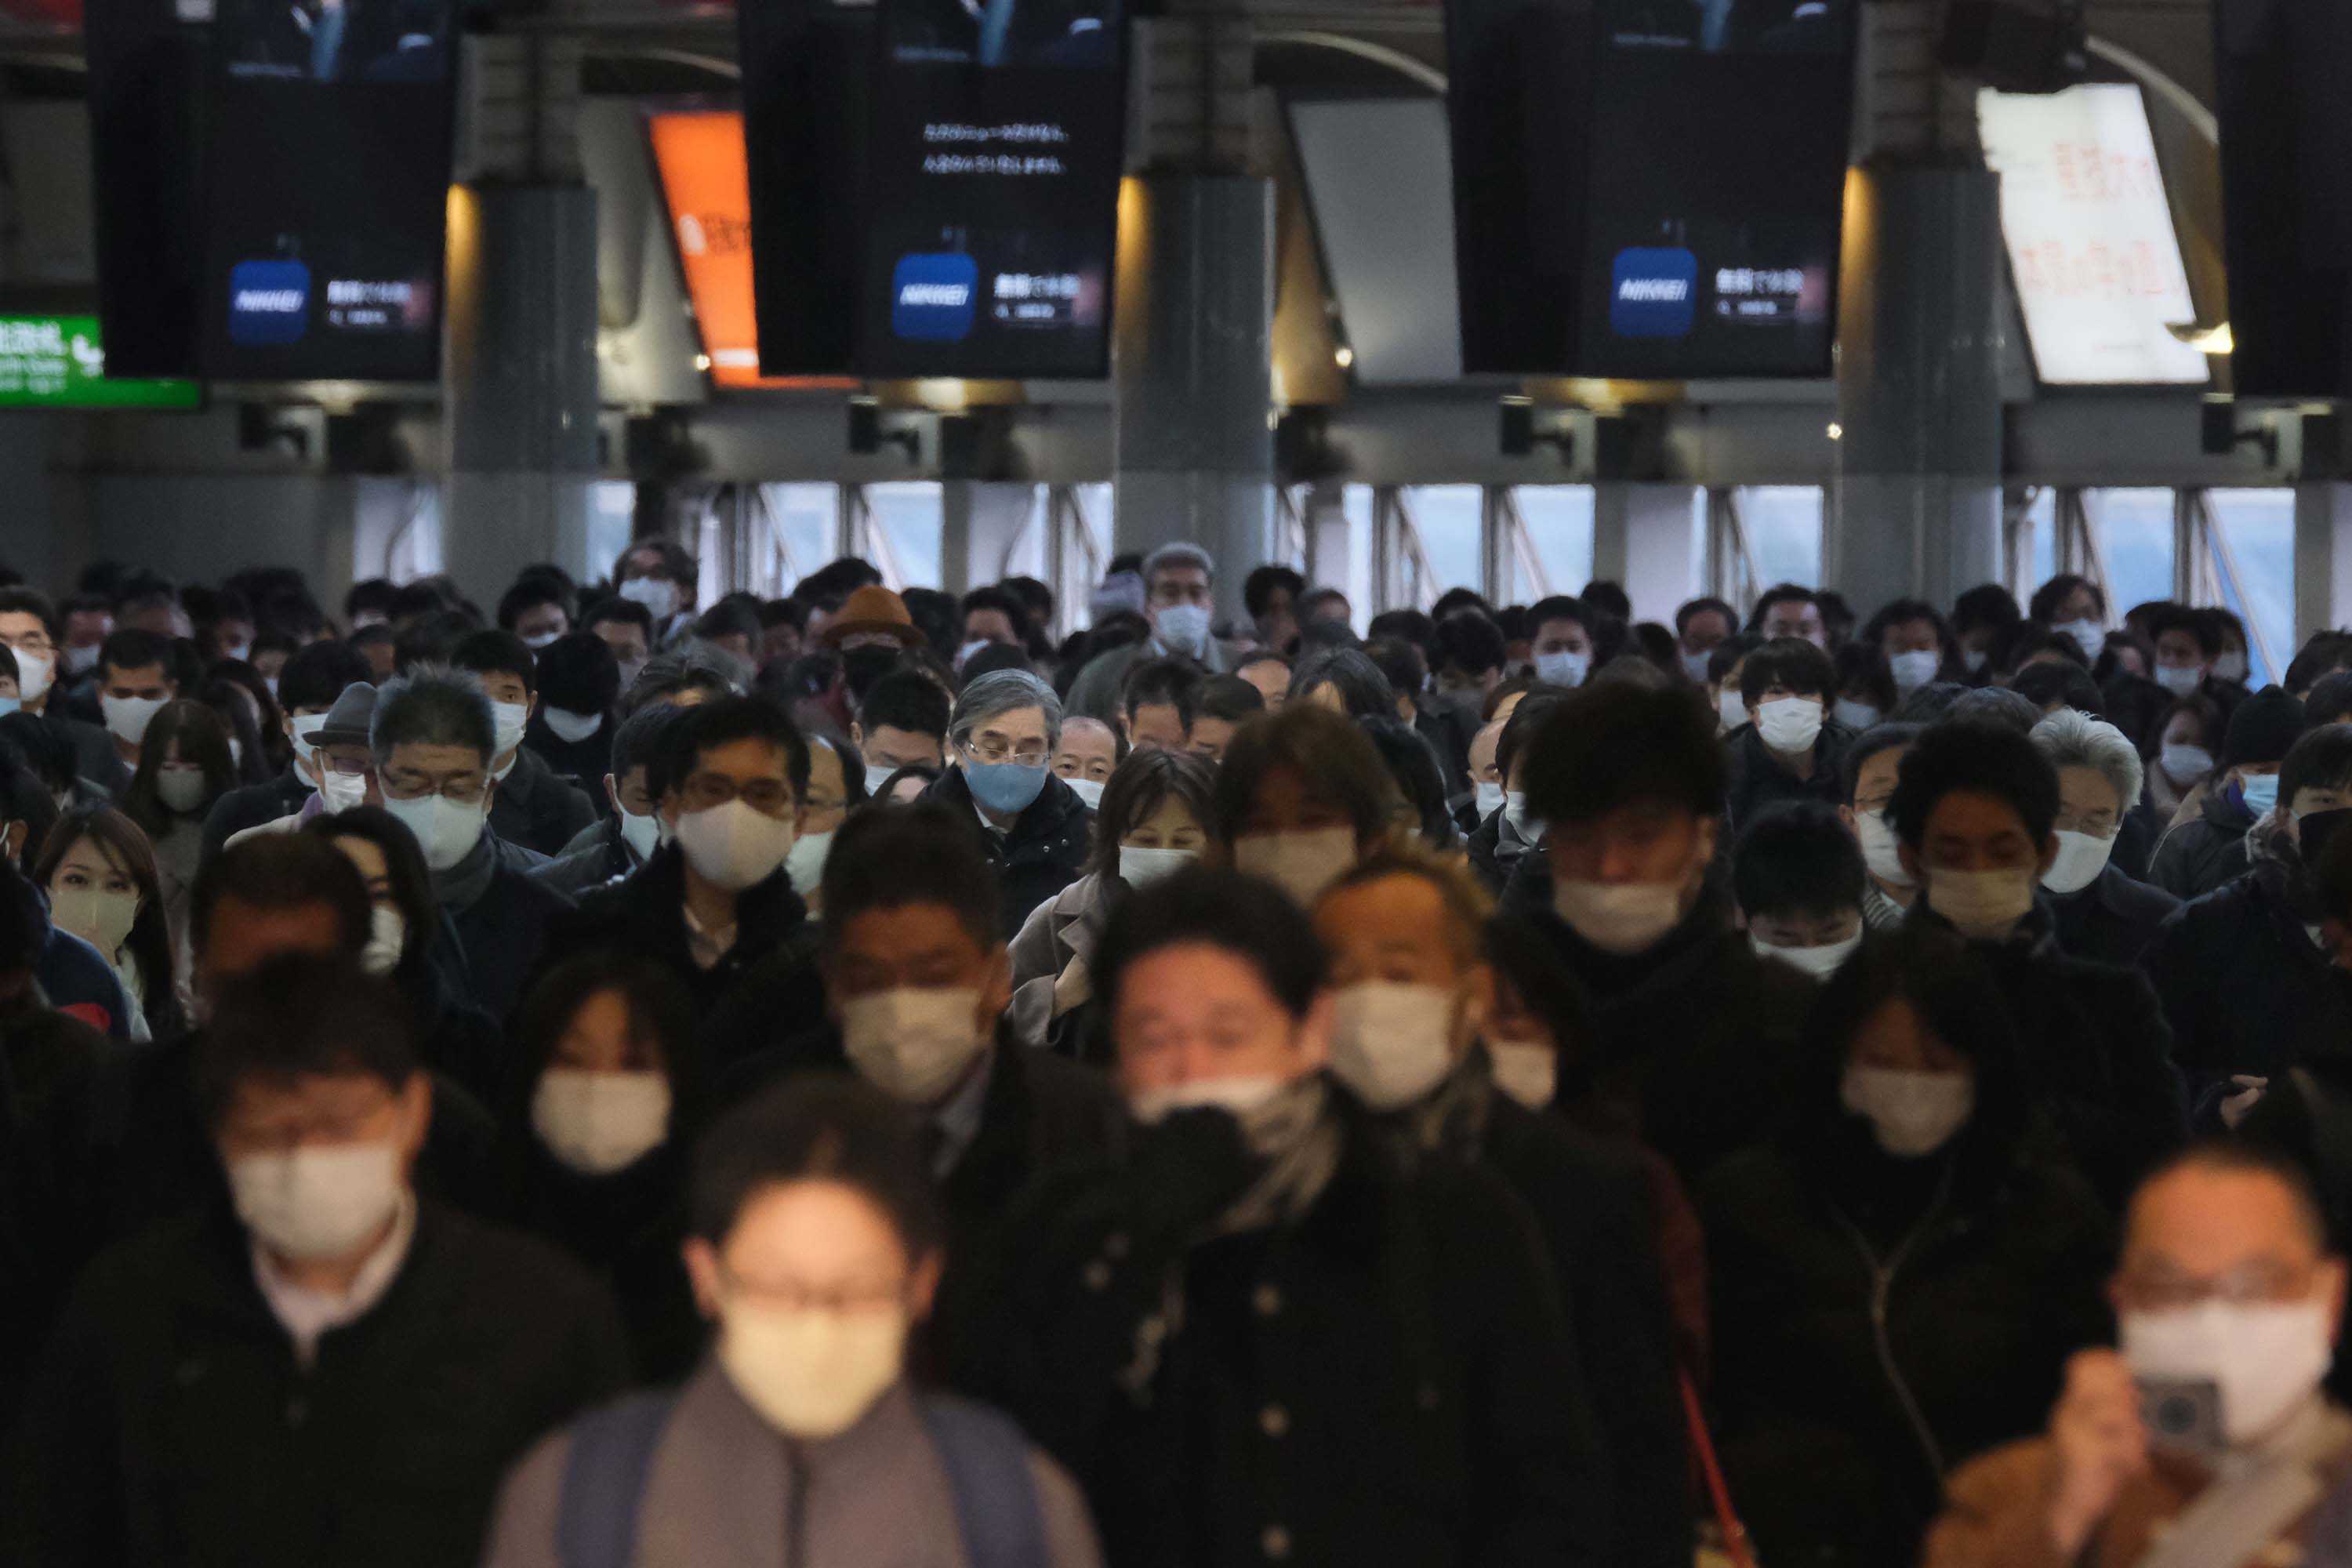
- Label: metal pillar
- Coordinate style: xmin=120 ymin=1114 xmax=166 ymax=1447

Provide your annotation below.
xmin=1594 ymin=484 xmax=1704 ymax=623
xmin=939 ymin=482 xmax=1039 ymax=594
xmin=2295 ymin=485 xmax=2352 ymax=643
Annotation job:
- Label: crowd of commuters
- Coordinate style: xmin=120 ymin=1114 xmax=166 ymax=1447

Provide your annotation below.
xmin=9 ymin=546 xmax=2352 ymax=1565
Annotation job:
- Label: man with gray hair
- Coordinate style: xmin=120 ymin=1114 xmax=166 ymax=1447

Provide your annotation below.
xmin=2031 ymin=708 xmax=2179 ymax=968
xmin=921 ymin=668 xmax=1094 ymax=935
xmin=373 ymin=666 xmax=575 ymax=1019
xmin=1064 ymin=542 xmax=1243 ymax=723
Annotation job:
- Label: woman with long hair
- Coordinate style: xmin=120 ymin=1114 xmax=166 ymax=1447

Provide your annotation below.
xmin=120 ymin=699 xmax=237 ymax=949
xmin=32 ymin=805 xmax=183 ymax=1041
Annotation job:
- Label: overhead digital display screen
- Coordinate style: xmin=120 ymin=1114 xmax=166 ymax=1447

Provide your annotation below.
xmin=1977 ymin=85 xmax=2209 ymax=387
xmin=197 ymin=0 xmax=458 ymax=379
xmin=0 ymin=316 xmax=201 ymax=408
xmin=1449 ymin=0 xmax=1857 ymax=378
xmin=856 ymin=0 xmax=1127 ymax=378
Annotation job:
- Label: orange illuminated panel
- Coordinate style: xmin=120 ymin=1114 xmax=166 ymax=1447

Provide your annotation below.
xmin=645 ymin=109 xmax=856 ymax=390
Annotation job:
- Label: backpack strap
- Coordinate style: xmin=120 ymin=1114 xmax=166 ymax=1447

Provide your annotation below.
xmin=921 ymin=1396 xmax=1050 ymax=1568
xmin=556 ymin=1392 xmax=675 ymax=1568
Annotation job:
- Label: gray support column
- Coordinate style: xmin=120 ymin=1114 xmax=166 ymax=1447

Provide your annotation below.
xmin=1827 ymin=159 xmax=2005 ymax=614
xmin=2295 ymin=484 xmax=2352 ymax=642
xmin=1112 ymin=175 xmax=1276 ymax=626
xmin=441 ymin=181 xmax=600 ymax=597
xmin=1594 ymin=484 xmax=1704 ymax=622
xmin=939 ymin=482 xmax=1039 ymax=594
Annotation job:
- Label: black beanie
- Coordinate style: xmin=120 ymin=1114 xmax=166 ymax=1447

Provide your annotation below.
xmin=2223 ymin=686 xmax=2307 ymax=770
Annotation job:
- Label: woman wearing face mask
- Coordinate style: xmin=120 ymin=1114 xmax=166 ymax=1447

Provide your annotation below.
xmin=1465 ymin=693 xmax=1563 ymax=898
xmin=1697 ymin=930 xmax=2114 ymax=1568
xmin=2147 ymin=686 xmax=2303 ymax=902
xmin=208 ymin=656 xmax=292 ymax=777
xmin=497 ymin=956 xmax=707 ymax=1381
xmin=1209 ymin=702 xmax=1401 ymax=910
xmin=1287 ymin=646 xmax=1396 ymax=721
xmin=481 ymin=1075 xmax=1103 ymax=1568
xmin=1007 ymin=747 xmax=1216 ymax=1057
xmin=32 ymin=807 xmax=182 ymax=1042
xmin=121 ymin=699 xmax=236 ymax=954
xmin=1831 ymin=641 xmax=1899 ymax=735
xmin=1723 ymin=637 xmax=1857 ymax=836
xmin=522 ymin=632 xmax=622 ymax=794
xmin=788 ymin=734 xmax=865 ymax=916
xmin=2140 ymin=694 xmax=2222 ymax=822
xmin=200 ymin=677 xmax=269 ymax=786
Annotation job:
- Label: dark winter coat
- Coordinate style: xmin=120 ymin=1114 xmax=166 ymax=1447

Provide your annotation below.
xmin=499 ymin=1139 xmax=704 ymax=1385
xmin=521 ymin=710 xmax=615 ymax=812
xmin=1466 ymin=806 xmax=1542 ymax=899
xmin=445 ymin=828 xmax=575 ymax=1022
xmin=2048 ymin=862 xmax=2180 ymax=969
xmin=529 ymin=815 xmax=638 ymax=902
xmin=197 ymin=767 xmax=314 ymax=869
xmin=921 ymin=765 xmax=1094 ymax=938
xmin=2147 ymin=782 xmax=2258 ymax=902
xmin=488 ymin=743 xmax=600 ymax=860
xmin=1722 ymin=717 xmax=1857 ymax=835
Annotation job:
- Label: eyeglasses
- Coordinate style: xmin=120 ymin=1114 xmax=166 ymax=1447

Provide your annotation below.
xmin=717 ymin=1259 xmax=908 ymax=1314
xmin=317 ymin=757 xmax=370 ymax=779
xmin=960 ymin=736 xmax=1050 ymax=768
xmin=2113 ymin=1259 xmax=2319 ymax=1312
xmin=681 ymin=771 xmax=793 ymax=815
xmin=379 ymin=769 xmax=486 ymax=804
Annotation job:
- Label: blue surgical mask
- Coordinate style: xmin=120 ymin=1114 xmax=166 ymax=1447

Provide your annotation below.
xmin=2241 ymin=773 xmax=2281 ymax=817
xmin=965 ymin=760 xmax=1049 ymax=815
xmin=0 ymin=696 xmax=17 ymax=719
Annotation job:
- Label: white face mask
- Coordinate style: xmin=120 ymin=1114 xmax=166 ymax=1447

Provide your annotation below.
xmin=619 ymin=576 xmax=677 ymax=619
xmin=1327 ymin=982 xmax=1458 ymax=1111
xmin=13 ymin=648 xmax=52 ymax=702
xmin=1128 ymin=1075 xmax=1287 ymax=1125
xmin=2123 ymin=1297 xmax=2336 ymax=1450
xmin=785 ymin=827 xmax=835 ymax=895
xmin=1716 ymin=688 xmax=1749 ymax=731
xmin=1232 ymin=826 xmax=1359 ymax=909
xmin=51 ymin=884 xmax=140 ymax=956
xmin=318 ymin=767 xmax=368 ymax=816
xmin=1681 ymin=650 xmax=1712 ymax=684
xmin=362 ymin=904 xmax=405 ymax=976
xmin=955 ymin=639 xmax=992 ymax=671
xmin=1926 ymin=865 xmax=2038 ymax=939
xmin=618 ymin=657 xmax=648 ymax=691
xmin=1554 ymin=879 xmax=1686 ymax=955
xmin=1962 ymin=648 xmax=1988 ymax=675
xmin=1833 ymin=699 xmax=1882 ymax=732
xmin=1756 ymin=695 xmax=1824 ymax=754
xmin=673 ymin=799 xmax=796 ymax=893
xmin=720 ymin=1298 xmax=908 ymax=1439
xmin=522 ymin=630 xmax=561 ymax=652
xmin=2215 ymin=652 xmax=2251 ymax=684
xmin=2161 ymin=743 xmax=2214 ymax=786
xmin=532 ymin=1069 xmax=673 ymax=1176
xmin=1474 ymin=780 xmax=1506 ymax=819
xmin=227 ymin=1141 xmax=404 ymax=1261
xmin=1064 ymin=777 xmax=1105 ymax=810
xmin=1119 ymin=844 xmax=1195 ymax=890
xmin=2042 ymin=829 xmax=2116 ymax=895
xmin=1488 ymin=1041 xmax=1558 ymax=1110
xmin=490 ymin=701 xmax=529 ymax=760
xmin=1751 ymin=931 xmax=1862 ymax=980
xmin=1154 ymin=601 xmax=1212 ymax=657
xmin=543 ymin=706 xmax=602 ymax=744
xmin=102 ymin=693 xmax=165 ymax=749
xmin=2155 ymin=663 xmax=2206 ymax=698
xmin=617 ymin=807 xmax=662 ymax=864
xmin=840 ymin=987 xmax=988 ymax=1105
xmin=2058 ymin=619 xmax=2107 ymax=662
xmin=1535 ymin=648 xmax=1590 ymax=688
xmin=1841 ymin=1064 xmax=1974 ymax=1158
xmin=289 ymin=714 xmax=330 ymax=789
xmin=1502 ymin=790 xmax=1543 ymax=845
xmin=58 ymin=645 xmax=94 ymax=679
xmin=157 ymin=767 xmax=210 ymax=816
xmin=1857 ymin=812 xmax=1914 ymax=889
xmin=1889 ymin=650 xmax=1941 ymax=693
xmin=383 ymin=792 xmax=488 ymax=873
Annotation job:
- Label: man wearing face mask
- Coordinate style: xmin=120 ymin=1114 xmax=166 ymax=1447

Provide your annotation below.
xmin=223 ymin=681 xmax=381 ymax=849
xmin=200 ymin=641 xmax=373 ymax=868
xmin=1842 ymin=723 xmax=1923 ymax=931
xmin=0 ymin=586 xmax=129 ymax=797
xmin=1064 ymin=543 xmax=1242 ymax=724
xmin=2150 ymin=687 xmax=2304 ymax=902
xmin=612 ymin=538 xmax=699 ymax=649
xmin=521 ymin=632 xmax=620 ymax=799
xmin=548 ymin=696 xmax=826 ymax=1062
xmin=372 ymin=668 xmax=575 ymax=1022
xmin=1526 ymin=593 xmax=1600 ymax=688
xmin=1723 ymin=637 xmax=1857 ymax=833
xmin=452 ymin=632 xmax=599 ymax=860
xmin=5 ymin=953 xmax=629 ymax=1568
xmin=1928 ymin=1144 xmax=2352 ymax=1568
xmin=95 ymin=626 xmax=179 ymax=775
xmin=1514 ymin=684 xmax=1815 ymax=1185
xmin=1313 ymin=849 xmax=1690 ymax=1568
xmin=535 ymin=703 xmax=684 ymax=900
xmin=1889 ymin=720 xmax=2186 ymax=1212
xmin=920 ymin=670 xmax=1093 ymax=938
xmin=1468 ymin=692 xmax=1563 ymax=898
xmin=496 ymin=574 xmax=574 ymax=651
xmin=2032 ymin=711 xmax=2180 ymax=968
xmin=2145 ymin=724 xmax=2352 ymax=1123
xmin=949 ymin=866 xmax=1610 ymax=1568
xmin=1735 ymin=801 xmax=1871 ymax=980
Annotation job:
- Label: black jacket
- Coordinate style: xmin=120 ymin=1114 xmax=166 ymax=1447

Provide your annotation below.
xmin=2148 ymin=784 xmax=2258 ymax=902
xmin=2147 ymin=861 xmax=2352 ymax=1109
xmin=531 ymin=816 xmax=637 ymax=902
xmin=54 ymin=713 xmax=128 ymax=797
xmin=521 ymin=710 xmax=615 ymax=812
xmin=445 ymin=828 xmax=575 ymax=1022
xmin=1698 ymin=1123 xmax=2113 ymax=1567
xmin=1522 ymin=894 xmax=1817 ymax=1186
xmin=921 ymin=765 xmax=1094 ymax=938
xmin=197 ymin=768 xmax=314 ymax=869
xmin=2048 ymin=862 xmax=2180 ymax=969
xmin=1721 ymin=718 xmax=1857 ymax=835
xmin=3 ymin=1203 xmax=630 ymax=1568
xmin=499 ymin=1138 xmax=704 ymax=1385
xmin=488 ymin=744 xmax=599 ymax=860
xmin=1466 ymin=807 xmax=1541 ymax=900
xmin=946 ymin=1096 xmax=1612 ymax=1568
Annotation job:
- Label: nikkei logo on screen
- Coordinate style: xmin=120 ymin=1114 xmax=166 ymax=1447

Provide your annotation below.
xmin=1609 ymin=247 xmax=1698 ymax=339
xmin=229 ymin=260 xmax=312 ymax=346
xmin=891 ymin=254 xmax=979 ymax=343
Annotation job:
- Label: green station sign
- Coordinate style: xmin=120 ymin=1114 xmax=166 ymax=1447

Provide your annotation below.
xmin=0 ymin=316 xmax=201 ymax=410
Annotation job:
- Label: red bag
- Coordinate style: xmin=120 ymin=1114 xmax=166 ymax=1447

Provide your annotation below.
xmin=1682 ymin=1370 xmax=1758 ymax=1568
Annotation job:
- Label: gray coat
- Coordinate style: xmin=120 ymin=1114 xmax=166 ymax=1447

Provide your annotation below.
xmin=1007 ymin=869 xmax=1115 ymax=1051
xmin=482 ymin=1362 xmax=1101 ymax=1568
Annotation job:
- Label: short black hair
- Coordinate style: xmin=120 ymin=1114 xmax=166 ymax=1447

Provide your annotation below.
xmin=1195 ymin=673 xmax=1265 ymax=726
xmin=623 ymin=649 xmax=735 ymax=716
xmin=2028 ymin=573 xmax=2105 ymax=626
xmin=958 ymin=643 xmax=1035 ymax=684
xmin=1431 ymin=587 xmax=1493 ymax=623
xmin=1581 ymin=580 xmax=1632 ymax=622
xmin=1739 ymin=637 xmax=1837 ymax=706
xmin=347 ymin=579 xmax=400 ymax=621
xmin=197 ymin=953 xmax=418 ymax=1127
xmin=1943 ymin=687 xmax=2044 ymax=736
xmin=0 ymin=586 xmax=58 ymax=639
xmin=960 ymin=586 xmax=1030 ymax=644
xmin=1211 ymin=703 xmax=1399 ymax=851
xmin=1733 ymin=800 xmax=1867 ymax=921
xmin=689 ymin=1075 xmax=944 ymax=1256
xmin=2307 ymin=672 xmax=2352 ymax=730
xmin=452 ymin=628 xmax=536 ymax=698
xmin=1290 ymin=647 xmax=1396 ymax=720
xmin=821 ymin=802 xmax=1000 ymax=949
xmin=190 ymin=833 xmax=374 ymax=961
xmin=2286 ymin=633 xmax=2352 ymax=697
xmin=1094 ymin=864 xmax=1329 ymax=1024
xmin=1894 ymin=681 xmax=1970 ymax=725
xmin=1675 ymin=597 xmax=1738 ymax=637
xmin=1243 ymin=565 xmax=1306 ymax=620
xmin=1434 ymin=612 xmax=1507 ymax=680
xmin=1496 ymin=692 xmax=1566 ymax=787
xmin=496 ymin=577 xmax=574 ymax=632
xmin=662 ymin=695 xmax=811 ymax=801
xmin=585 ymin=595 xmax=656 ymax=639
xmin=1362 ymin=637 xmax=1428 ymax=705
xmin=535 ymin=632 xmax=621 ymax=716
xmin=2009 ymin=659 xmax=2103 ymax=718
xmin=99 ymin=628 xmax=176 ymax=682
xmin=693 ymin=599 xmax=763 ymax=646
xmin=1952 ymin=583 xmax=2024 ymax=635
xmin=1835 ymin=643 xmax=1897 ymax=715
xmin=1122 ymin=655 xmax=1204 ymax=728
xmin=2150 ymin=603 xmax=2224 ymax=660
xmin=1362 ymin=714 xmax=1455 ymax=847
xmin=1746 ymin=583 xmax=1820 ymax=633
xmin=1522 ymin=684 xmax=1723 ymax=826
xmin=301 ymin=805 xmax=438 ymax=978
xmin=1708 ymin=633 xmax=1763 ymax=686
xmin=1527 ymin=596 xmax=1592 ymax=637
xmin=2281 ymin=724 xmax=2352 ymax=809
xmin=1887 ymin=719 xmax=2060 ymax=849
xmin=1842 ymin=721 xmax=1923 ymax=804
xmin=1367 ymin=610 xmax=1439 ymax=668
xmin=1861 ymin=598 xmax=1951 ymax=654
xmin=857 ymin=670 xmax=953 ymax=741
